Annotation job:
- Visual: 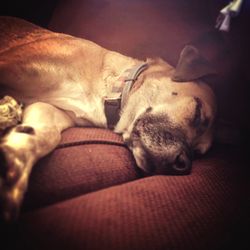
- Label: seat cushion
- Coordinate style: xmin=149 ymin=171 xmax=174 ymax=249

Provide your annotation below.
xmin=23 ymin=128 xmax=140 ymax=210
xmin=17 ymin=147 xmax=249 ymax=250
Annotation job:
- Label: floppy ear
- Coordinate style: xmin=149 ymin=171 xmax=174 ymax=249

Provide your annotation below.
xmin=172 ymin=45 xmax=216 ymax=82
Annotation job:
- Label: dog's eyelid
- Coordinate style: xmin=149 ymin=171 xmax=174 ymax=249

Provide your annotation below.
xmin=190 ymin=105 xmax=201 ymax=128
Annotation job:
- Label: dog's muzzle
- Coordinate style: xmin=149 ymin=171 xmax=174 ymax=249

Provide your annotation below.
xmin=129 ymin=111 xmax=193 ymax=175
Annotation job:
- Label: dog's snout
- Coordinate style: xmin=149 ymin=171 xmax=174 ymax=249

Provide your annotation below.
xmin=130 ymin=109 xmax=195 ymax=175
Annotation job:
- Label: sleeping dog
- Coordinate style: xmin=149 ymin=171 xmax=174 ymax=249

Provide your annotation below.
xmin=0 ymin=16 xmax=216 ymax=221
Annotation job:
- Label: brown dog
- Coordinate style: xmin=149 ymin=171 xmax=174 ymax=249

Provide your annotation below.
xmin=0 ymin=16 xmax=216 ymax=221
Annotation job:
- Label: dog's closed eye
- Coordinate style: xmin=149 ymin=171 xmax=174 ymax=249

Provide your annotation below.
xmin=191 ymin=97 xmax=202 ymax=128
xmin=190 ymin=97 xmax=210 ymax=135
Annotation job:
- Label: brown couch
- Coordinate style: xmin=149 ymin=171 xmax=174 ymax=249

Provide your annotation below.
xmin=1 ymin=1 xmax=250 ymax=249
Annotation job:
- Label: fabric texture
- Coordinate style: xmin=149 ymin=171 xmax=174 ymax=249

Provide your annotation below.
xmin=23 ymin=128 xmax=139 ymax=210
xmin=16 ymin=147 xmax=250 ymax=250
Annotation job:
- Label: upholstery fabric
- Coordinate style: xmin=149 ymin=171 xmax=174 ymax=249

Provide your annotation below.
xmin=14 ymin=148 xmax=250 ymax=250
xmin=23 ymin=128 xmax=139 ymax=210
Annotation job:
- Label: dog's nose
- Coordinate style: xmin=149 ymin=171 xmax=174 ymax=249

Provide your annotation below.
xmin=153 ymin=150 xmax=192 ymax=175
xmin=171 ymin=151 xmax=192 ymax=174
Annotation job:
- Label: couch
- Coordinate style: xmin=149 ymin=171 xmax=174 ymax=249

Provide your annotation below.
xmin=1 ymin=1 xmax=249 ymax=249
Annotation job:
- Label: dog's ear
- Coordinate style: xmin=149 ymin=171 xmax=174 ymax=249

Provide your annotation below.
xmin=172 ymin=45 xmax=216 ymax=82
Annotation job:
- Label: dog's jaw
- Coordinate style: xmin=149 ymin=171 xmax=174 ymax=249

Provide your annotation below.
xmin=118 ymin=126 xmax=153 ymax=173
xmin=116 ymin=106 xmax=193 ymax=175
xmin=114 ymin=107 xmax=153 ymax=172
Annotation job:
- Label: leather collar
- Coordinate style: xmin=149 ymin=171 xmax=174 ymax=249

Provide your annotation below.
xmin=104 ymin=63 xmax=148 ymax=129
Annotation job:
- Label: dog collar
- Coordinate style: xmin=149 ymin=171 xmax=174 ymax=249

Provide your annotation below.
xmin=104 ymin=62 xmax=148 ymax=129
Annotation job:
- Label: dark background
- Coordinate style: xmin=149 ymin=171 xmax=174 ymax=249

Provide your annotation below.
xmin=0 ymin=0 xmax=58 ymax=27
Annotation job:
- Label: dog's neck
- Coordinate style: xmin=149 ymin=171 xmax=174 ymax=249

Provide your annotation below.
xmin=104 ymin=63 xmax=148 ymax=129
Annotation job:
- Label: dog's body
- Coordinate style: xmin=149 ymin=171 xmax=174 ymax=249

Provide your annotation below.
xmin=0 ymin=16 xmax=216 ymax=221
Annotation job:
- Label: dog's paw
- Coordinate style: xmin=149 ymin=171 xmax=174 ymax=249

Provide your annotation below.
xmin=0 ymin=144 xmax=28 ymax=222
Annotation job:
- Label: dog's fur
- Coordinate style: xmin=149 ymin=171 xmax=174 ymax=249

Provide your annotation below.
xmin=0 ymin=16 xmax=216 ymax=221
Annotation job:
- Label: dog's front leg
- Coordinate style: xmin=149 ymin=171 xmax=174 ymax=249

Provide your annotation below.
xmin=0 ymin=102 xmax=74 ymax=222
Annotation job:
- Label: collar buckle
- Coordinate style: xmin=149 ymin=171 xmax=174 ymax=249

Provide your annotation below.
xmin=104 ymin=96 xmax=121 ymax=129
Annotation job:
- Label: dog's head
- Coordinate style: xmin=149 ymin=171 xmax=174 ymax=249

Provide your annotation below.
xmin=117 ymin=46 xmax=217 ymax=175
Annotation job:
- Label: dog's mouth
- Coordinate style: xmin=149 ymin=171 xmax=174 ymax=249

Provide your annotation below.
xmin=125 ymin=110 xmax=193 ymax=175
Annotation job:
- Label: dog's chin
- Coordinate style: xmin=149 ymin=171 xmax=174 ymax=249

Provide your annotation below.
xmin=128 ymin=140 xmax=153 ymax=174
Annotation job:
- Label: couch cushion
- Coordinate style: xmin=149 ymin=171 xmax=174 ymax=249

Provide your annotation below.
xmin=16 ymin=148 xmax=249 ymax=250
xmin=23 ymin=128 xmax=140 ymax=210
